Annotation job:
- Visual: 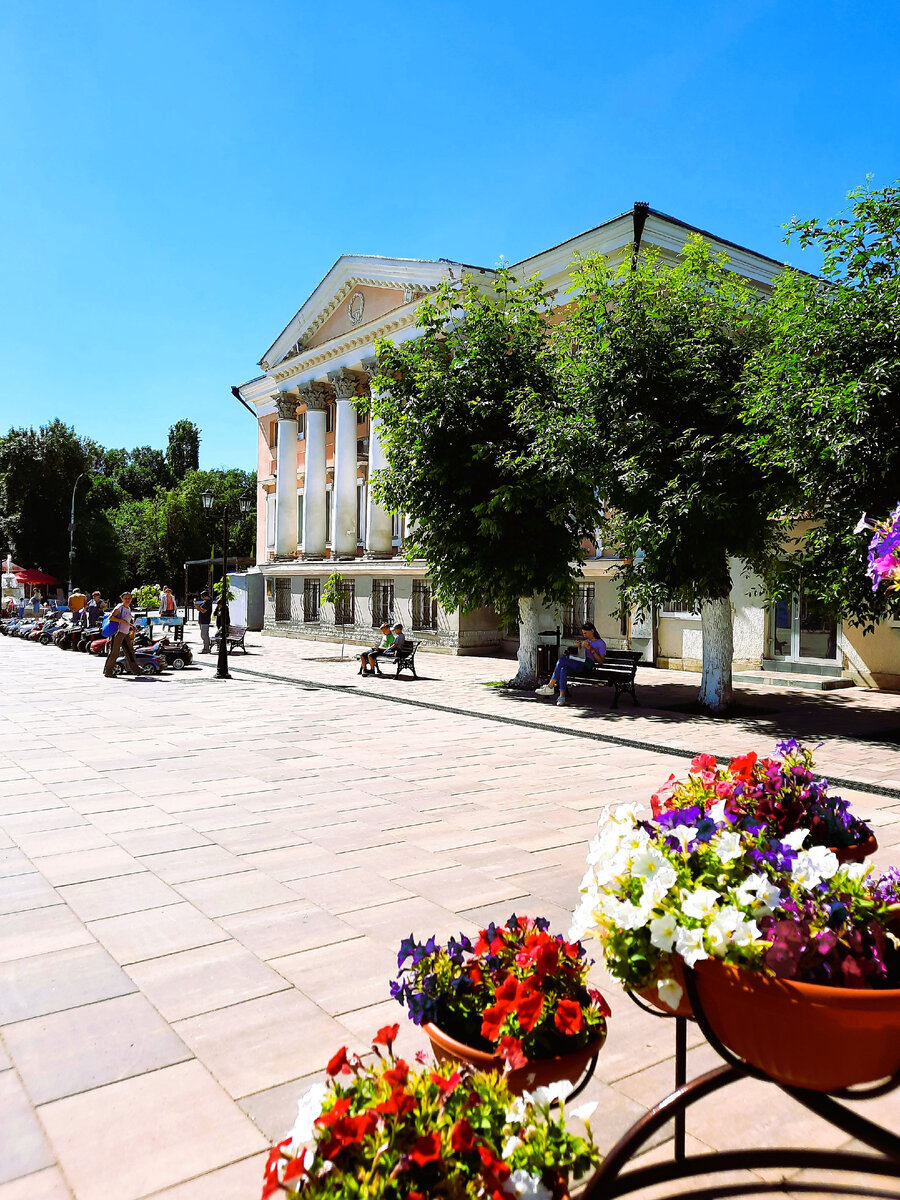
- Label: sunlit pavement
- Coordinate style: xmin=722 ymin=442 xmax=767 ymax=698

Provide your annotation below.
xmin=0 ymin=631 xmax=898 ymax=1198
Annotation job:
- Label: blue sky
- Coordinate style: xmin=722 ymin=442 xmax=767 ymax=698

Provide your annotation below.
xmin=1 ymin=1 xmax=898 ymax=470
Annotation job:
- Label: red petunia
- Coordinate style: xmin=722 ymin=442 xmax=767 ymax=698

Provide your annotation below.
xmin=315 ymin=1096 xmax=352 ymax=1128
xmin=373 ymin=1023 xmax=400 ymax=1051
xmin=326 ymin=1046 xmax=352 ymax=1076
xmin=729 ymin=752 xmax=758 ymax=783
xmin=477 ymin=1144 xmax=511 ymax=1186
xmin=283 ymin=1151 xmax=310 ymax=1182
xmin=691 ymin=753 xmax=717 ymax=773
xmin=429 ymin=1070 xmax=461 ymax=1096
xmin=376 ymin=1087 xmax=416 ymax=1117
xmin=497 ymin=1034 xmax=527 ymax=1069
xmin=514 ymin=983 xmax=544 ymax=1033
xmin=261 ymin=1138 xmax=291 ymax=1200
xmin=383 ymin=1060 xmax=409 ymax=1088
xmin=450 ymin=1118 xmax=476 ymax=1154
xmin=320 ymin=1111 xmax=379 ymax=1160
xmin=409 ymin=1132 xmax=443 ymax=1167
xmin=554 ymin=998 xmax=584 ymax=1036
xmin=588 ymin=987 xmax=612 ymax=1019
xmin=481 ymin=1000 xmax=512 ymax=1042
xmin=495 ymin=974 xmax=519 ymax=1004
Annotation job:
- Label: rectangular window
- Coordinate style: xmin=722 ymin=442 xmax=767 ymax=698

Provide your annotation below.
xmin=357 ymin=483 xmax=366 ymax=544
xmin=303 ymin=577 xmax=320 ymax=623
xmin=334 ymin=579 xmax=355 ymax=626
xmin=297 ymin=492 xmax=304 ymax=543
xmin=275 ymin=578 xmax=292 ymax=622
xmin=371 ymin=578 xmax=394 ymax=628
xmin=269 ymin=420 xmax=278 ymax=449
xmin=412 ymin=579 xmax=439 ymax=631
xmin=391 ymin=512 xmax=401 ymax=540
xmin=325 ymin=490 xmax=333 ymax=545
xmin=661 ymin=598 xmax=699 ymax=616
xmin=297 ymin=413 xmax=306 ymax=441
xmin=563 ymin=583 xmax=595 ymax=637
xmin=265 ymin=493 xmax=276 ymax=548
xmin=326 ymin=405 xmax=335 ymax=434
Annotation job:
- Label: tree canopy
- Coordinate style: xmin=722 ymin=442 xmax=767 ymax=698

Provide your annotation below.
xmin=745 ymin=179 xmax=900 ymax=629
xmin=372 ymin=269 xmax=599 ymax=684
xmin=555 ymin=236 xmax=782 ymax=711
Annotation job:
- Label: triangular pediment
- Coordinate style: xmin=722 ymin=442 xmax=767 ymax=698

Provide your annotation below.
xmin=260 ymin=255 xmax=468 ymax=370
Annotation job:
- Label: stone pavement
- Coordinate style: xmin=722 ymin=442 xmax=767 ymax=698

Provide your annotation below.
xmin=0 ymin=631 xmax=897 ymax=1199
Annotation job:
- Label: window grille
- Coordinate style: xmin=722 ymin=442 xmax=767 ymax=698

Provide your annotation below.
xmin=274 ymin=578 xmax=292 ymax=622
xmin=563 ymin=583 xmax=595 ymax=637
xmin=412 ymin=580 xmax=439 ymax=631
xmin=334 ymin=579 xmax=355 ymax=626
xmin=371 ymin=578 xmax=394 ymax=628
xmin=661 ymin=598 xmax=699 ymax=616
xmin=303 ymin=578 xmax=320 ymax=623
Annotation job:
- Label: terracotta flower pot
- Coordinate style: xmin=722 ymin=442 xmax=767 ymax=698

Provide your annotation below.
xmin=692 ymin=957 xmax=900 ymax=1091
xmin=635 ymin=956 xmax=693 ymax=1019
xmin=423 ymin=1022 xmax=605 ymax=1095
xmin=831 ymin=831 xmax=879 ymax=864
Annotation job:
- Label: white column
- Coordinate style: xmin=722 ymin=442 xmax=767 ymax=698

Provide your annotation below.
xmin=274 ymin=392 xmax=299 ymax=558
xmin=298 ymin=383 xmax=329 ymax=559
xmin=362 ymin=359 xmax=394 ymax=559
xmin=329 ymin=368 xmax=359 ymax=559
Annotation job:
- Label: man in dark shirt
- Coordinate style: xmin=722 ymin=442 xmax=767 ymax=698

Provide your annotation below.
xmin=196 ymin=589 xmax=212 ymax=653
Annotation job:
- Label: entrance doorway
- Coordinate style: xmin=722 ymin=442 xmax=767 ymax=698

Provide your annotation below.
xmin=769 ymin=592 xmax=840 ymax=674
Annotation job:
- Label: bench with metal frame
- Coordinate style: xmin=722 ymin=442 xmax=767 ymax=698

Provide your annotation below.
xmin=210 ymin=624 xmax=248 ymax=654
xmin=565 ymin=648 xmax=642 ymax=707
xmin=371 ymin=640 xmax=420 ymax=679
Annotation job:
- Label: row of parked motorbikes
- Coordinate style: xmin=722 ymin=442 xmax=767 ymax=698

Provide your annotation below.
xmin=0 ymin=610 xmax=194 ymax=675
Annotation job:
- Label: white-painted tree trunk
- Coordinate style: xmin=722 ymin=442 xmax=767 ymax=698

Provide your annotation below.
xmin=510 ymin=594 xmax=542 ymax=688
xmin=699 ymin=596 xmax=734 ymax=713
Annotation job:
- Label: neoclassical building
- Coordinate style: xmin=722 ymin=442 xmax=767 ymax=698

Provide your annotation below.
xmin=235 ymin=205 xmax=900 ymax=686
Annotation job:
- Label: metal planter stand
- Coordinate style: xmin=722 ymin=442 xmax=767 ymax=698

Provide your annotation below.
xmin=582 ymin=968 xmax=900 ymax=1199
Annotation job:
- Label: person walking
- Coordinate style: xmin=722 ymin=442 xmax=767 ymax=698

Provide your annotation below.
xmin=68 ymin=588 xmax=87 ymax=626
xmin=102 ymin=592 xmax=141 ymax=679
xmin=159 ymin=585 xmax=177 ymax=618
xmin=86 ymin=591 xmax=105 ymax=627
xmin=196 ymin=588 xmax=212 ymax=653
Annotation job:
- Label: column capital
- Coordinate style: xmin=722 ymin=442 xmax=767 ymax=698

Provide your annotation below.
xmin=297 ymin=382 xmax=332 ymax=412
xmin=273 ymin=391 xmax=300 ymax=421
xmin=327 ymin=368 xmax=360 ymax=401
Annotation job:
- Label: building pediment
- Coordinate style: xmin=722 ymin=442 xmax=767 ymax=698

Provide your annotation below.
xmin=260 ymin=255 xmax=467 ymax=370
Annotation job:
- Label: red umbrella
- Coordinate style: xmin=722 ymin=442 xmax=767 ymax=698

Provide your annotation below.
xmin=15 ymin=569 xmax=60 ymax=585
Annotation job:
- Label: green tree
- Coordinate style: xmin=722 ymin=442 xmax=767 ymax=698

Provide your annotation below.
xmin=559 ymin=236 xmax=781 ymax=712
xmin=372 ymin=269 xmax=599 ymax=686
xmin=745 ymin=180 xmax=900 ymax=628
xmin=167 ymin=420 xmax=201 ymax=480
xmin=0 ymin=420 xmax=124 ymax=595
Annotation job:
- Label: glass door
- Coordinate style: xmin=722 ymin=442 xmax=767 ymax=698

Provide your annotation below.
xmin=770 ymin=592 xmax=838 ymax=664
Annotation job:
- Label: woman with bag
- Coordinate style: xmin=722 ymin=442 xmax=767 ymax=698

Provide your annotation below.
xmin=102 ymin=592 xmax=142 ymax=679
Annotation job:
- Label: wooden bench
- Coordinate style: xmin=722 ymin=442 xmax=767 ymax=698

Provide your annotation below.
xmin=372 ymin=640 xmax=420 ymax=679
xmin=565 ymin=648 xmax=642 ymax=707
xmin=211 ymin=624 xmax=248 ymax=654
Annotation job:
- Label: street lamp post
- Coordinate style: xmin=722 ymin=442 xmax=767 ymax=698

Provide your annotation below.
xmin=200 ymin=490 xmax=253 ymax=681
xmin=67 ymin=473 xmax=86 ymax=595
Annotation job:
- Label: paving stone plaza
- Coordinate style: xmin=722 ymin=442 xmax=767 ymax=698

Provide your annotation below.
xmin=1 ymin=633 xmax=898 ymax=1199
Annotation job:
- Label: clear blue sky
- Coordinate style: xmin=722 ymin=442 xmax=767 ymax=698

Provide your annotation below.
xmin=1 ymin=1 xmax=898 ymax=471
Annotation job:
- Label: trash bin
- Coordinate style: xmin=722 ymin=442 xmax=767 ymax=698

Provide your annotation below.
xmin=536 ymin=644 xmax=555 ymax=683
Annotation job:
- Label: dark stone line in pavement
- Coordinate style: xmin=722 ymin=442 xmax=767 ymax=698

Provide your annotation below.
xmin=228 ymin=666 xmax=900 ymax=803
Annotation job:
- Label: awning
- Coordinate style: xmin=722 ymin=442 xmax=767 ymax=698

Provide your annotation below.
xmin=15 ymin=569 xmax=61 ymax=585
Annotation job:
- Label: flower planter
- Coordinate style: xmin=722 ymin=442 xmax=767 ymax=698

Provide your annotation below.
xmin=423 ymin=1022 xmax=605 ymax=1095
xmin=692 ymin=957 xmax=900 ymax=1091
xmin=832 ymin=831 xmax=879 ymax=864
xmin=635 ymin=956 xmax=693 ymax=1019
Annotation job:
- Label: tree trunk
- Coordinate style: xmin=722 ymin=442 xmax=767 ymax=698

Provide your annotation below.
xmin=699 ymin=596 xmax=734 ymax=713
xmin=509 ymin=594 xmax=542 ymax=688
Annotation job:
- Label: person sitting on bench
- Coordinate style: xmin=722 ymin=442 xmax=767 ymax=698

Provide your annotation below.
xmin=359 ymin=624 xmax=394 ymax=676
xmin=380 ymin=623 xmax=406 ymax=666
xmin=535 ymin=622 xmax=606 ymax=707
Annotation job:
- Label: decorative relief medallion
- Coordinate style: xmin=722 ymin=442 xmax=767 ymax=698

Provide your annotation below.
xmin=347 ymin=290 xmax=365 ymax=325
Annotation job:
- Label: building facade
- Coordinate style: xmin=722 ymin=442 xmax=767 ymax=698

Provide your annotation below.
xmin=235 ymin=206 xmax=900 ymax=687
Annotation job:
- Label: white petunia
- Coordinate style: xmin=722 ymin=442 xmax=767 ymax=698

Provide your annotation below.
xmin=631 ymin=848 xmax=677 ymax=888
xmin=649 ymin=913 xmax=678 ymax=952
xmin=506 ymin=1169 xmax=553 ymax=1200
xmin=792 ymin=845 xmax=839 ymax=890
xmin=842 ymin=861 xmax=870 ymax=882
xmin=669 ymin=824 xmax=698 ymax=853
xmin=569 ymin=1100 xmax=598 ymax=1123
xmin=782 ymin=828 xmax=810 ymax=850
xmin=707 ymin=798 xmax=728 ymax=825
xmin=704 ymin=921 xmax=728 ymax=956
xmin=680 ymin=886 xmax=720 ymax=920
xmin=657 ymin=976 xmax=684 ymax=1010
xmin=730 ymin=917 xmax=761 ymax=946
xmin=529 ymin=1080 xmax=573 ymax=1107
xmin=711 ymin=830 xmax=743 ymax=863
xmin=675 ymin=925 xmax=709 ymax=967
xmin=503 ymin=1135 xmax=524 ymax=1158
xmin=289 ymin=1082 xmax=328 ymax=1151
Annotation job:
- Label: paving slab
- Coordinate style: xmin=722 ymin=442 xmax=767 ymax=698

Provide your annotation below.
xmin=0 ymin=632 xmax=898 ymax=1195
